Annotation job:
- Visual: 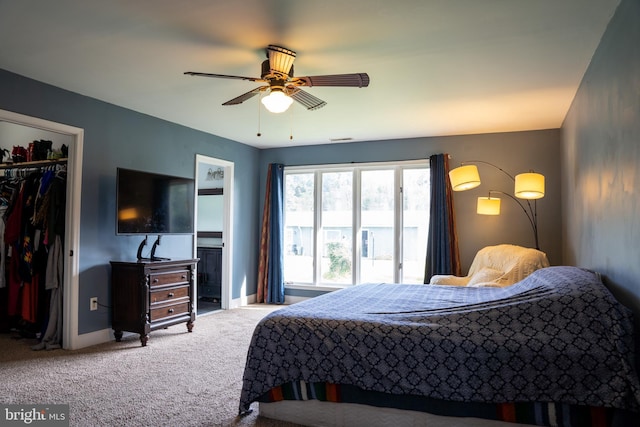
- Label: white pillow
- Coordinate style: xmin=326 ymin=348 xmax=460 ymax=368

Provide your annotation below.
xmin=467 ymin=267 xmax=504 ymax=287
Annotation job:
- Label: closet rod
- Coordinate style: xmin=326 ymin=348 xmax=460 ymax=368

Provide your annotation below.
xmin=0 ymin=158 xmax=67 ymax=170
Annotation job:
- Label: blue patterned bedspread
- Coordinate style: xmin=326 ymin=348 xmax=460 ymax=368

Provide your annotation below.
xmin=239 ymin=266 xmax=640 ymax=413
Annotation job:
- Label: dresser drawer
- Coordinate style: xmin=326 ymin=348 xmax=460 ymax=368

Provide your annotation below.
xmin=149 ymin=270 xmax=190 ymax=288
xmin=150 ymin=302 xmax=190 ymax=321
xmin=150 ymin=286 xmax=189 ymax=304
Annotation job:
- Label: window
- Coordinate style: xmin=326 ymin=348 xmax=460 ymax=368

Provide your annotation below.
xmin=284 ymin=161 xmax=429 ymax=287
xmin=360 ymin=169 xmax=395 ymax=283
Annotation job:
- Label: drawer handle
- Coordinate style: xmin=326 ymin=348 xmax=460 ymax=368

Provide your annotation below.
xmin=168 ymin=292 xmax=174 ymax=297
xmin=181 ymin=275 xmax=187 ymax=279
xmin=153 ymin=278 xmax=159 ymax=283
xmin=168 ymin=308 xmax=174 ymax=314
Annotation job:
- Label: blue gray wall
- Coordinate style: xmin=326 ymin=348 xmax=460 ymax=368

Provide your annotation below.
xmin=0 ymin=69 xmax=261 ymax=334
xmin=561 ymin=0 xmax=640 ymax=318
xmin=260 ymin=129 xmax=562 ymax=297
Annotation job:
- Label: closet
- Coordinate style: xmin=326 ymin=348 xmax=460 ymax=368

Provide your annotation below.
xmin=0 ymin=120 xmax=70 ymax=350
xmin=0 ymin=159 xmax=68 ymax=349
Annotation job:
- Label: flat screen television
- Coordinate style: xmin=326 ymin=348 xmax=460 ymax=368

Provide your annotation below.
xmin=116 ymin=167 xmax=195 ymax=236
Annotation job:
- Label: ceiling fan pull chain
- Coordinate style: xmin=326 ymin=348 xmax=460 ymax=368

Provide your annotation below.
xmin=257 ymin=94 xmax=262 ymax=137
xmin=289 ymin=104 xmax=294 ymax=140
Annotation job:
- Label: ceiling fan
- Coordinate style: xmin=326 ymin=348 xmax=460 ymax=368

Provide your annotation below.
xmin=184 ymin=45 xmax=370 ymax=113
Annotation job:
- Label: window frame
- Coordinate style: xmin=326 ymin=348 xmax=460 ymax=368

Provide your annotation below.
xmin=284 ymin=160 xmax=429 ymax=291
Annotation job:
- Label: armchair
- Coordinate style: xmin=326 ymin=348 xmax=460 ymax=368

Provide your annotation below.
xmin=429 ymin=244 xmax=550 ymax=287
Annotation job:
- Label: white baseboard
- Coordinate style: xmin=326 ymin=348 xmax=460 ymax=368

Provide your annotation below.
xmin=234 ymin=293 xmax=305 ymax=306
xmin=72 ymin=293 xmax=270 ymax=349
xmin=284 ymin=295 xmax=309 ymax=304
xmin=72 ymin=328 xmax=113 ymax=350
xmin=229 ymin=293 xmax=257 ymax=308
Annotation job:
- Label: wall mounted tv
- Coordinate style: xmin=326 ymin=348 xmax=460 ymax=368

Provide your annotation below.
xmin=116 ymin=167 xmax=195 ymax=236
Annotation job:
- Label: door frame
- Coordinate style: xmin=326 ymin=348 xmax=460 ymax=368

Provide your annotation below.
xmin=194 ymin=154 xmax=233 ymax=311
xmin=0 ymin=108 xmax=83 ymax=349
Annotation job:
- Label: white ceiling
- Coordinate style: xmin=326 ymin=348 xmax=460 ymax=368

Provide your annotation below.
xmin=0 ymin=0 xmax=620 ymax=149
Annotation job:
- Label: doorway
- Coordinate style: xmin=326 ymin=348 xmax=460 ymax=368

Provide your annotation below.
xmin=0 ymin=109 xmax=83 ymax=350
xmin=194 ymin=155 xmax=233 ymax=316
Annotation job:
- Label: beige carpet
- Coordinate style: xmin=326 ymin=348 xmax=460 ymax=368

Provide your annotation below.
xmin=0 ymin=304 xmax=301 ymax=427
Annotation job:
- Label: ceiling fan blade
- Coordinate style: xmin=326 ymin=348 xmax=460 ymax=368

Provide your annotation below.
xmin=287 ymin=88 xmax=327 ymax=111
xmin=267 ymin=45 xmax=296 ymax=75
xmin=291 ymin=73 xmax=370 ymax=88
xmin=222 ymin=86 xmax=266 ymax=106
xmin=184 ymin=71 xmax=265 ymax=83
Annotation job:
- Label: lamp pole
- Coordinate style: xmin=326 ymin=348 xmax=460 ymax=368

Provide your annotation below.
xmin=486 ymin=190 xmax=539 ymax=250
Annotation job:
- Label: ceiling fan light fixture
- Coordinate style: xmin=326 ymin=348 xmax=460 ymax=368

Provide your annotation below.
xmin=261 ymin=88 xmax=293 ymax=113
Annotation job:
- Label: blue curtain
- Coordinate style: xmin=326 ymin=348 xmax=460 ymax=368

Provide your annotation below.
xmin=257 ymin=163 xmax=285 ymax=303
xmin=424 ymin=154 xmax=461 ymax=282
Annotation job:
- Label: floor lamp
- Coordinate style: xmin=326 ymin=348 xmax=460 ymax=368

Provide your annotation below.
xmin=448 ymin=161 xmax=545 ymax=250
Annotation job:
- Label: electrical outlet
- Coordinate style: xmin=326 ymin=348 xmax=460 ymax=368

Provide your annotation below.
xmin=90 ymin=297 xmax=98 ymax=311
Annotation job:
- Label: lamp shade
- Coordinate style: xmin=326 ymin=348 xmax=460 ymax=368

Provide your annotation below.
xmin=515 ymin=172 xmax=545 ymax=199
xmin=449 ymin=165 xmax=481 ymax=191
xmin=477 ymin=197 xmax=501 ymax=215
xmin=261 ymin=89 xmax=293 ymax=113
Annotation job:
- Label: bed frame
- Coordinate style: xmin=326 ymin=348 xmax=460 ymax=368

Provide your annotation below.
xmin=259 ymin=401 xmax=528 ymax=427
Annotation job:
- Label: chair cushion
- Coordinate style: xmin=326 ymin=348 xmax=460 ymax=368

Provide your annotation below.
xmin=467 ymin=267 xmax=504 ymax=287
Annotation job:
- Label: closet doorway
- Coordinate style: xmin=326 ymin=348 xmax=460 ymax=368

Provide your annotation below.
xmin=194 ymin=155 xmax=233 ymax=315
xmin=0 ymin=109 xmax=83 ymax=350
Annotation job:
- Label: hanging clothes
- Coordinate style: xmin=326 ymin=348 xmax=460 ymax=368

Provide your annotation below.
xmin=33 ymin=235 xmax=63 ymax=350
xmin=4 ymin=180 xmax=24 ymax=318
xmin=35 ymin=171 xmax=66 ymax=351
xmin=0 ymin=204 xmax=7 ymax=289
xmin=0 ymin=163 xmax=67 ymax=348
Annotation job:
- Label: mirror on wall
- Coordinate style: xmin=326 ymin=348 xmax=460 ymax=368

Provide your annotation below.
xmin=196 ymin=163 xmax=225 ymax=248
xmin=197 ymin=187 xmax=223 ymax=248
xmin=197 ymin=192 xmax=223 ymax=234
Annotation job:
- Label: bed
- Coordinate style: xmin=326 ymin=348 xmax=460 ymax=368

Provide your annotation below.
xmin=239 ymin=266 xmax=640 ymax=426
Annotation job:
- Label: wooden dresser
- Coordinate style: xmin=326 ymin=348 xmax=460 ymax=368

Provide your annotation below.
xmin=110 ymin=259 xmax=198 ymax=346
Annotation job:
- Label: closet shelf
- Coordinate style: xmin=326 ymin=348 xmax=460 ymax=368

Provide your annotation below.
xmin=0 ymin=158 xmax=67 ymax=170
